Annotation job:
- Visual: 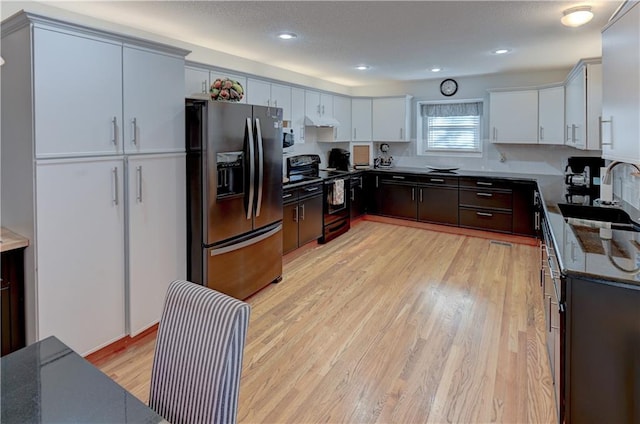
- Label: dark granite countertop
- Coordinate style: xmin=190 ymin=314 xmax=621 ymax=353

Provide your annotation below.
xmin=541 ymin=196 xmax=640 ymax=288
xmin=1 ymin=336 xmax=165 ymax=423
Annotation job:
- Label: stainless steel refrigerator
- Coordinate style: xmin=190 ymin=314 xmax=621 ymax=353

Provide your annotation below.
xmin=186 ymin=99 xmax=283 ymax=299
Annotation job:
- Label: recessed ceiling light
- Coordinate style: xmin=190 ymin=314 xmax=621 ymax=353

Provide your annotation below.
xmin=561 ymin=6 xmax=594 ymax=27
xmin=355 ymin=65 xmax=370 ymax=70
xmin=430 ymin=67 xmax=442 ymax=72
xmin=492 ymin=49 xmax=511 ymax=55
xmin=277 ymin=32 xmax=297 ymax=40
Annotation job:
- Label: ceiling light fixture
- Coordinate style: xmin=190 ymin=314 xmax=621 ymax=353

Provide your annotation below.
xmin=277 ymin=32 xmax=297 ymax=40
xmin=430 ymin=67 xmax=441 ymax=72
xmin=492 ymin=49 xmax=510 ymax=55
xmin=355 ymin=65 xmax=370 ymax=70
xmin=561 ymin=6 xmax=594 ymax=27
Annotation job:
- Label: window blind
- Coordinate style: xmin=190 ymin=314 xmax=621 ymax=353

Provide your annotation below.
xmin=421 ymin=101 xmax=483 ymax=152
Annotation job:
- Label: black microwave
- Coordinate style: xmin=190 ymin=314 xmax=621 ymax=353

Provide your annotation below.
xmin=283 ymin=129 xmax=295 ymax=148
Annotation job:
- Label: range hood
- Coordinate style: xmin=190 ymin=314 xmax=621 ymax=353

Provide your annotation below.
xmin=304 ymin=115 xmax=340 ymax=127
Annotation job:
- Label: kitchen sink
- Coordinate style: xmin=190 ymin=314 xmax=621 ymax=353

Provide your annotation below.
xmin=557 ymin=203 xmax=640 ymax=231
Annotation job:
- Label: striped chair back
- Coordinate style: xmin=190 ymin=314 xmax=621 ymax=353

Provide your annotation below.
xmin=149 ymin=280 xmax=251 ymax=424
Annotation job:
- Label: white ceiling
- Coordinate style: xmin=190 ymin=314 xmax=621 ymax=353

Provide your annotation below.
xmin=21 ymin=1 xmax=622 ymax=87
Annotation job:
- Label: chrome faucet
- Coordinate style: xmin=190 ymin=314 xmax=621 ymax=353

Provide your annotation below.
xmin=599 ymin=161 xmax=640 ymax=204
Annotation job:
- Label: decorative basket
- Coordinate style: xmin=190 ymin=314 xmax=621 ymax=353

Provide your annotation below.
xmin=210 ymin=77 xmax=244 ymax=102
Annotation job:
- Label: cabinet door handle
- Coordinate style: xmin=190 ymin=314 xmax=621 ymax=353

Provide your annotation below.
xmin=300 ymin=203 xmax=305 ymax=220
xmin=400 ymin=128 xmax=403 ymax=139
xmin=131 ymin=117 xmax=137 ymax=145
xmin=111 ymin=117 xmax=118 ymax=146
xmin=420 ymin=188 xmax=423 ymax=203
xmin=430 ymin=178 xmax=444 ymax=183
xmin=599 ymin=116 xmax=613 ymax=146
xmin=376 ymin=176 xmax=379 ymax=188
xmin=493 ymin=127 xmax=497 ymax=141
xmin=293 ymin=206 xmax=299 ymax=222
xmin=476 ymin=181 xmax=493 ymax=187
xmin=111 ymin=167 xmax=119 ymax=206
xmin=539 ymin=126 xmax=544 ymax=140
xmin=476 ymin=192 xmax=493 ymax=198
xmin=411 ymin=188 xmax=415 ymax=201
xmin=476 ymin=212 xmax=493 ymax=217
xmin=353 ymin=128 xmax=357 ymax=139
xmin=566 ymin=125 xmax=571 ymax=143
xmin=392 ymin=175 xmax=405 ymax=180
xmin=535 ymin=211 xmax=541 ymax=231
xmin=202 ymin=80 xmax=207 ymax=93
xmin=136 ymin=165 xmax=143 ymax=203
xmin=322 ymin=105 xmax=325 ymax=115
xmin=317 ymin=104 xmax=321 ymax=115
xmin=351 ymin=188 xmax=355 ymax=202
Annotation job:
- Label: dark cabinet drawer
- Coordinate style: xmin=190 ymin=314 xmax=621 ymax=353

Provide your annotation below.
xmin=459 ymin=188 xmax=512 ymax=210
xmin=298 ymin=183 xmax=323 ymax=200
xmin=459 ymin=207 xmax=513 ymax=233
xmin=418 ymin=175 xmax=459 ymax=187
xmin=459 ymin=177 xmax=512 ymax=191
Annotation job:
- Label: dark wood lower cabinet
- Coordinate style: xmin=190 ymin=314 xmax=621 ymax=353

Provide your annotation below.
xmin=564 ymin=277 xmax=640 ymax=424
xmin=1 ymin=248 xmax=26 ymax=356
xmin=377 ymin=180 xmax=416 ymax=220
xmin=417 ymin=184 xmax=458 ymax=225
xmin=350 ymin=175 xmax=366 ymax=219
xmin=283 ymin=183 xmax=323 ymax=254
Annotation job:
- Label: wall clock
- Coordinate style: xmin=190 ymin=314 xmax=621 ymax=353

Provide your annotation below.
xmin=440 ymin=79 xmax=458 ymax=97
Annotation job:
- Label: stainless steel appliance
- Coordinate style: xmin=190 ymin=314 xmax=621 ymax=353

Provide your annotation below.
xmin=564 ymin=156 xmax=604 ymax=204
xmin=186 ymin=99 xmax=283 ymax=299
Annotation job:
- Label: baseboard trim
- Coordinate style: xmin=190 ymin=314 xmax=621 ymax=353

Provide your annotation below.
xmin=85 ymin=323 xmax=158 ymax=365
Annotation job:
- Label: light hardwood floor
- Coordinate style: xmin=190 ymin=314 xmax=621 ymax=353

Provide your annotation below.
xmin=94 ymin=220 xmax=556 ymax=423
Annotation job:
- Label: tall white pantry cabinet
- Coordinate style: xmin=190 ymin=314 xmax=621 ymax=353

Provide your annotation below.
xmin=1 ymin=12 xmax=189 ymax=355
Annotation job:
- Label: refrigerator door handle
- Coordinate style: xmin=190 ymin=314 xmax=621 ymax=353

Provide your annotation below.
xmin=210 ymin=224 xmax=282 ymax=256
xmin=246 ymin=117 xmax=255 ymax=220
xmin=255 ymin=118 xmax=264 ymax=217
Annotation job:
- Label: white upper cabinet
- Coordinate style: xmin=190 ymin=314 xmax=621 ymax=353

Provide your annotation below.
xmin=123 ymin=46 xmax=185 ymax=154
xmin=564 ymin=59 xmax=602 ymax=150
xmin=305 ymin=90 xmax=334 ymax=123
xmin=333 ymin=95 xmax=352 ymax=141
xmin=33 ymin=28 xmax=123 ymax=158
xmin=271 ymin=83 xmax=292 ymax=121
xmin=602 ymin=2 xmax=640 ymax=163
xmin=538 ymin=86 xmax=565 ymax=145
xmin=185 ymin=64 xmax=209 ymax=96
xmin=489 ymin=90 xmax=539 ymax=144
xmin=352 ymin=98 xmax=372 ymax=142
xmin=246 ymin=78 xmax=271 ymax=107
xmin=291 ymin=87 xmax=306 ymax=143
xmin=372 ymin=95 xmax=412 ymax=142
xmin=246 ymin=79 xmax=291 ymax=120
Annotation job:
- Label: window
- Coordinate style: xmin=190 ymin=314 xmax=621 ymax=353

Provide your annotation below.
xmin=417 ymin=100 xmax=483 ymax=154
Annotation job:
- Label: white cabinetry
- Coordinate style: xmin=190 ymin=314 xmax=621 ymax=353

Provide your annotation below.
xmin=123 ymin=46 xmax=185 ymax=154
xmin=305 ymin=90 xmax=334 ymax=123
xmin=564 ymin=59 xmax=602 ymax=150
xmin=1 ymin=12 xmax=189 ymax=354
xmin=33 ymin=27 xmax=123 ymax=158
xmin=352 ymin=98 xmax=372 ymax=142
xmin=602 ymin=2 xmax=640 ymax=162
xmin=489 ymin=90 xmax=539 ymax=144
xmin=372 ymin=95 xmax=412 ymax=142
xmin=247 ymin=79 xmax=292 ymax=121
xmin=35 ymin=158 xmax=126 ymax=355
xmin=127 ymin=154 xmax=186 ymax=336
xmin=185 ymin=64 xmax=209 ymax=96
xmin=333 ymin=95 xmax=352 ymax=142
xmin=538 ymin=86 xmax=565 ymax=145
xmin=291 ymin=87 xmax=306 ymax=143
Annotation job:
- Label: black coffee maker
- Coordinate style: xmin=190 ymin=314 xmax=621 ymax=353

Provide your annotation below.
xmin=328 ymin=148 xmax=350 ymax=171
xmin=564 ymin=156 xmax=605 ymax=204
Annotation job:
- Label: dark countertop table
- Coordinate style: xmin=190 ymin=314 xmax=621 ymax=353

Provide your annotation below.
xmin=1 ymin=336 xmax=166 ymax=424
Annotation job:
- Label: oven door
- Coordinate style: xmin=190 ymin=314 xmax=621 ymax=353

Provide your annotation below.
xmin=324 ymin=178 xmax=348 ymax=215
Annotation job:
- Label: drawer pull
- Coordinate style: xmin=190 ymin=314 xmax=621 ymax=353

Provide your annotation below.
xmin=476 ymin=192 xmax=493 ymax=198
xmin=283 ymin=193 xmax=293 ymax=199
xmin=476 ymin=181 xmax=493 ymax=187
xmin=476 ymin=212 xmax=493 ymax=218
xmin=430 ymin=178 xmax=444 ymax=183
xmin=304 ymin=187 xmax=320 ymax=192
xmin=392 ymin=175 xmax=405 ymax=180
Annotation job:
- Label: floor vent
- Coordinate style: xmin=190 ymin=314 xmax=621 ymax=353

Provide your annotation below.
xmin=490 ymin=240 xmax=513 ymax=247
